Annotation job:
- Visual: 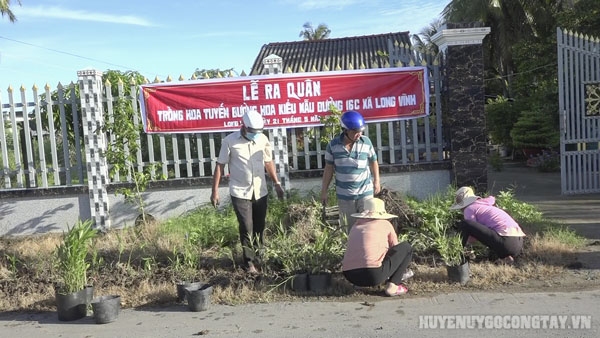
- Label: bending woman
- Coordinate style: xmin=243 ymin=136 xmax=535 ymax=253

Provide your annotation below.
xmin=450 ymin=186 xmax=526 ymax=264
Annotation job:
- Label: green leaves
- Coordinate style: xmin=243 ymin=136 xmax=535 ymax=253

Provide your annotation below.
xmin=434 ymin=226 xmax=465 ymax=266
xmin=315 ymin=103 xmax=342 ymax=146
xmin=495 ymin=189 xmax=543 ymax=225
xmin=261 ymin=201 xmax=346 ymax=275
xmin=55 ymin=220 xmax=97 ymax=294
xmin=103 ymin=95 xmax=160 ymax=219
xmin=510 ymin=110 xmax=559 ymax=149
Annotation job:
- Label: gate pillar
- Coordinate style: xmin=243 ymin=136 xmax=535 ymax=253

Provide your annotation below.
xmin=263 ymin=54 xmax=290 ymax=194
xmin=432 ymin=23 xmax=490 ymax=193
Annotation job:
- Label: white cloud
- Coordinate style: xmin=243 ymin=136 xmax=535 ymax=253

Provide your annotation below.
xmin=292 ymin=0 xmax=364 ymax=10
xmin=15 ymin=6 xmax=154 ymax=26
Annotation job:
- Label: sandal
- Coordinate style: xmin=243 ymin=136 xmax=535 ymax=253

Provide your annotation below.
xmin=385 ymin=284 xmax=408 ymax=297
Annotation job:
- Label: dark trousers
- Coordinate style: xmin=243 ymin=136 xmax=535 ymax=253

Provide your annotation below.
xmin=343 ymin=242 xmax=413 ymax=286
xmin=231 ymin=195 xmax=268 ymax=267
xmin=456 ymin=220 xmax=523 ymax=259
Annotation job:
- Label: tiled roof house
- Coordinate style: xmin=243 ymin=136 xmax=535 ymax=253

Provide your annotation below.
xmin=249 ymin=31 xmax=412 ymax=75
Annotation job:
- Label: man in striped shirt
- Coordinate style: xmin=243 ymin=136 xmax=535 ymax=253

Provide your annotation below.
xmin=321 ymin=110 xmax=381 ymax=232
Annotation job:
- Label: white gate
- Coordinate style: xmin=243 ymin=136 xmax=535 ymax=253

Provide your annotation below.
xmin=557 ymin=27 xmax=600 ymax=194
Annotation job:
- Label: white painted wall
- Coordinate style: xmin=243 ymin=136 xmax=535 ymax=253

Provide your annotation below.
xmin=0 ymin=170 xmax=450 ymax=236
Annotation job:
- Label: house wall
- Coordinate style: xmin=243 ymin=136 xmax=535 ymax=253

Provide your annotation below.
xmin=0 ymin=169 xmax=450 ymax=237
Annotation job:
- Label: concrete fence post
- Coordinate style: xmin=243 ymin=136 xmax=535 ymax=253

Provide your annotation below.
xmin=263 ymin=54 xmax=290 ymax=193
xmin=432 ymin=23 xmax=491 ymax=193
xmin=77 ymin=69 xmax=111 ymax=230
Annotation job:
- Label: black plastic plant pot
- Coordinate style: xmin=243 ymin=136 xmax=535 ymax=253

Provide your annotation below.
xmin=308 ymin=272 xmax=332 ymax=292
xmin=289 ymin=273 xmax=309 ymax=292
xmin=185 ymin=284 xmax=213 ymax=312
xmin=176 ymin=281 xmax=204 ymax=302
xmin=91 ymin=295 xmax=121 ymax=324
xmin=446 ymin=261 xmax=470 ymax=285
xmin=56 ymin=288 xmax=89 ymax=321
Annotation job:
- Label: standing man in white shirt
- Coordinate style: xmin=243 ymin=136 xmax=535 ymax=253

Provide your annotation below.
xmin=211 ymin=110 xmax=284 ymax=274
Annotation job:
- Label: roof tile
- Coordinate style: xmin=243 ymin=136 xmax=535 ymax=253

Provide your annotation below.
xmin=249 ymin=31 xmax=411 ymax=75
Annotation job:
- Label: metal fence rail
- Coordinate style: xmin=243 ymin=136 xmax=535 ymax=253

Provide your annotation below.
xmin=1 ymin=82 xmax=85 ymax=189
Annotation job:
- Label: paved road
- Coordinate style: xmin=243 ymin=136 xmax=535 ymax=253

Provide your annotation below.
xmin=0 ymin=164 xmax=598 ymax=338
xmin=0 ymin=290 xmax=598 ymax=338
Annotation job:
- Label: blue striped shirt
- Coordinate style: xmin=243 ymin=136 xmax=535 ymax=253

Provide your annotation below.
xmin=325 ymin=133 xmax=377 ymax=200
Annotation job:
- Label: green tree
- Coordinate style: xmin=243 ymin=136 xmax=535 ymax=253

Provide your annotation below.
xmin=299 ymin=22 xmax=331 ymax=40
xmin=510 ymin=109 xmax=559 ymax=150
xmin=485 ymin=96 xmax=520 ymax=149
xmin=441 ymin=0 xmax=580 ymax=152
xmin=102 ymin=69 xmax=146 ymax=97
xmin=557 ymin=0 xmax=600 ymax=36
xmin=442 ymin=0 xmax=534 ymax=99
xmin=1 ymin=0 xmax=21 ymax=22
xmin=411 ymin=17 xmax=444 ymax=55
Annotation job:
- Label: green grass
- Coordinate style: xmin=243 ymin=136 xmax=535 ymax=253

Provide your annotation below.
xmin=540 ymin=223 xmax=586 ymax=248
xmin=160 ymin=205 xmax=239 ymax=249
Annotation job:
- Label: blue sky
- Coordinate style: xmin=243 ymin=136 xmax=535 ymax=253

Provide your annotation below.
xmin=0 ymin=0 xmax=449 ymax=91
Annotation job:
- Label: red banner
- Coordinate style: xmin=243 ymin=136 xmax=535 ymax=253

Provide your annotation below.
xmin=139 ymin=67 xmax=429 ymax=133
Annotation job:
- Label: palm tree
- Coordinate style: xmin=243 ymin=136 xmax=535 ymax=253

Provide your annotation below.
xmin=299 ymin=22 xmax=331 ymax=41
xmin=412 ymin=17 xmax=445 ymax=55
xmin=1 ymin=0 xmax=21 ymax=22
xmin=442 ymin=0 xmax=532 ymax=98
xmin=442 ymin=0 xmax=573 ymax=99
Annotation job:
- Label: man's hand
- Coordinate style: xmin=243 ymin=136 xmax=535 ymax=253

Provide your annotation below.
xmin=210 ymin=192 xmax=219 ymax=208
xmin=374 ymin=181 xmax=381 ymax=195
xmin=320 ymin=190 xmax=328 ymax=206
xmin=275 ymin=184 xmax=284 ymax=200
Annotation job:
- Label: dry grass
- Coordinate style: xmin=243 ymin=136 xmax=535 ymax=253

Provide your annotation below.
xmin=524 ymin=233 xmax=580 ymax=265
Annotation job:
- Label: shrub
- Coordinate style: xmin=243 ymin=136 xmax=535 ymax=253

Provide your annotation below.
xmin=510 ymin=109 xmax=559 ymax=149
xmin=485 ymin=96 xmax=520 ymax=148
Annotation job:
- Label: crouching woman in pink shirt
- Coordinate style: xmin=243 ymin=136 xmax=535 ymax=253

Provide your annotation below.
xmin=450 ymin=187 xmax=527 ymax=264
xmin=342 ymin=198 xmax=413 ymax=296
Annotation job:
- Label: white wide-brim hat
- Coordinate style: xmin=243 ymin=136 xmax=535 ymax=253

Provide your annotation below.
xmin=351 ymin=198 xmax=398 ymax=220
xmin=449 ymin=186 xmax=480 ymax=210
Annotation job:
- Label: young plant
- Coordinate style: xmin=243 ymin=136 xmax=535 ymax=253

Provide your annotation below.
xmin=103 ymin=97 xmax=161 ymax=226
xmin=170 ymin=234 xmax=200 ymax=281
xmin=304 ymin=225 xmax=346 ymax=274
xmin=4 ymin=253 xmax=19 ymax=277
xmin=262 ymin=222 xmax=309 ymax=275
xmin=318 ymin=103 xmax=343 ymax=145
xmin=435 ymin=232 xmax=465 ymax=266
xmin=55 ymin=219 xmax=97 ymax=294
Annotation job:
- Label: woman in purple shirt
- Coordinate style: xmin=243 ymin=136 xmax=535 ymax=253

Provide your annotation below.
xmin=450 ymin=187 xmax=526 ymax=264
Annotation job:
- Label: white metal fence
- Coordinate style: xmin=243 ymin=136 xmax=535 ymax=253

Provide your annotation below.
xmin=0 ymin=51 xmax=445 ymax=191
